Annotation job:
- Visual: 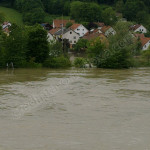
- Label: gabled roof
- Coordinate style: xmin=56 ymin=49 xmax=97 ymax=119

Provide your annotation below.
xmin=130 ymin=24 xmax=142 ymax=31
xmin=83 ymin=32 xmax=105 ymax=41
xmin=140 ymin=37 xmax=150 ymax=47
xmin=85 ymin=29 xmax=100 ymax=35
xmin=54 ymin=28 xmax=79 ymax=36
xmin=53 ymin=20 xmax=75 ymax=28
xmin=49 ymin=28 xmax=60 ymax=35
xmin=94 ymin=22 xmax=105 ymax=27
xmin=101 ymin=26 xmax=112 ymax=33
xmin=70 ymin=24 xmax=81 ymax=30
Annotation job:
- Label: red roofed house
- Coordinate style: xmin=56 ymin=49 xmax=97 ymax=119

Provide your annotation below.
xmin=135 ymin=34 xmax=150 ymax=50
xmin=70 ymin=24 xmax=88 ymax=37
xmin=130 ymin=24 xmax=147 ymax=34
xmin=140 ymin=37 xmax=150 ymax=50
xmin=52 ymin=19 xmax=75 ymax=28
xmin=94 ymin=22 xmax=105 ymax=29
xmin=100 ymin=26 xmax=116 ymax=37
xmin=47 ymin=28 xmax=60 ymax=42
xmin=83 ymin=32 xmax=108 ymax=45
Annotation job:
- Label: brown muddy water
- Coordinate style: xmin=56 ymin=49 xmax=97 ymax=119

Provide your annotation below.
xmin=0 ymin=68 xmax=150 ymax=150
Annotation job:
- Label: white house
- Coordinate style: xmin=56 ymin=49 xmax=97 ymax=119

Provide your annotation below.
xmin=70 ymin=24 xmax=88 ymax=37
xmin=130 ymin=24 xmax=147 ymax=34
xmin=100 ymin=26 xmax=116 ymax=37
xmin=141 ymin=37 xmax=150 ymax=50
xmin=47 ymin=32 xmax=55 ymax=42
xmin=1 ymin=22 xmax=11 ymax=29
xmin=55 ymin=28 xmax=80 ymax=46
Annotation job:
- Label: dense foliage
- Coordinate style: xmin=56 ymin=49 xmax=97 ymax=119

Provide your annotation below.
xmin=0 ymin=0 xmax=150 ymax=25
xmin=0 ymin=24 xmax=70 ymax=68
xmin=87 ymin=22 xmax=141 ymax=69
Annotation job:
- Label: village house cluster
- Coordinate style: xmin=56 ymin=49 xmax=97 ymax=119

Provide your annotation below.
xmin=44 ymin=20 xmax=150 ymax=51
xmin=46 ymin=19 xmax=116 ymax=48
xmin=1 ymin=20 xmax=150 ymax=51
xmin=130 ymin=24 xmax=150 ymax=50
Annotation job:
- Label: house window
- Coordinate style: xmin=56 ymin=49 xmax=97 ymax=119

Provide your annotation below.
xmin=83 ymin=29 xmax=84 ymax=31
xmin=74 ymin=36 xmax=76 ymax=39
xmin=70 ymin=32 xmax=72 ymax=34
xmin=74 ymin=41 xmax=76 ymax=44
xmin=70 ymin=41 xmax=72 ymax=43
xmin=77 ymin=29 xmax=80 ymax=31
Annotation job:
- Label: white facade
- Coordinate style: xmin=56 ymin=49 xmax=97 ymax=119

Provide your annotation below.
xmin=62 ymin=30 xmax=80 ymax=45
xmin=135 ymin=25 xmax=147 ymax=33
xmin=47 ymin=33 xmax=55 ymax=42
xmin=142 ymin=40 xmax=150 ymax=50
xmin=73 ymin=25 xmax=88 ymax=37
xmin=105 ymin=27 xmax=116 ymax=37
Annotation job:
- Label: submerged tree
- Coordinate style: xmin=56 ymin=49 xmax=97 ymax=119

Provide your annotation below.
xmin=27 ymin=25 xmax=49 ymax=63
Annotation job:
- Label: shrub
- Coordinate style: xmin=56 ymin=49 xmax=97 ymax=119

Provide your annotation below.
xmin=43 ymin=56 xmax=71 ymax=68
xmin=74 ymin=57 xmax=86 ymax=68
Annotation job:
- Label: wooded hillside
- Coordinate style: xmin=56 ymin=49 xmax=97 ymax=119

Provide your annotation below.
xmin=0 ymin=0 xmax=150 ymax=26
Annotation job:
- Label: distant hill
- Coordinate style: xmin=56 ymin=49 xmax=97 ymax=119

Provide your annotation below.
xmin=0 ymin=6 xmax=23 ymax=25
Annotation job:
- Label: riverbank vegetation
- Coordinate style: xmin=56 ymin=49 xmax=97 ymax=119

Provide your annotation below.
xmin=0 ymin=0 xmax=150 ymax=69
xmin=0 ymin=24 xmax=71 ymax=68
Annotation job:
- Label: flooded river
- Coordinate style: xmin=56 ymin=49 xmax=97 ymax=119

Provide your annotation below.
xmin=0 ymin=68 xmax=150 ymax=150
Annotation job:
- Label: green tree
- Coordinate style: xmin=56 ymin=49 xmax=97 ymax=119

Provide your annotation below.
xmin=0 ymin=26 xmax=6 ymax=67
xmin=102 ymin=7 xmax=117 ymax=25
xmin=27 ymin=25 xmax=49 ymax=63
xmin=87 ymin=38 xmax=106 ymax=62
xmin=74 ymin=39 xmax=88 ymax=53
xmin=70 ymin=1 xmax=102 ymax=22
xmin=87 ymin=22 xmax=136 ymax=69
xmin=142 ymin=47 xmax=150 ymax=64
xmin=66 ymin=22 xmax=73 ymax=28
xmin=4 ymin=24 xmax=27 ymax=67
xmin=123 ymin=0 xmax=148 ymax=23
xmin=0 ymin=12 xmax=5 ymax=23
xmin=115 ymin=0 xmax=124 ymax=13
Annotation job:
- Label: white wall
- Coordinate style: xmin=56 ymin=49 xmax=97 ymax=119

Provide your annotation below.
xmin=142 ymin=40 xmax=150 ymax=50
xmin=105 ymin=27 xmax=116 ymax=37
xmin=74 ymin=25 xmax=88 ymax=37
xmin=135 ymin=25 xmax=147 ymax=33
xmin=63 ymin=30 xmax=80 ymax=45
xmin=47 ymin=33 xmax=55 ymax=42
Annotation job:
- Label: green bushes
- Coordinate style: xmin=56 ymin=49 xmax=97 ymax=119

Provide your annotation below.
xmin=74 ymin=57 xmax=86 ymax=68
xmin=43 ymin=56 xmax=71 ymax=68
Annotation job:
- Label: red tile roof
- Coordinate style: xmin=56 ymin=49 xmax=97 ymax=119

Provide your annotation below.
xmin=101 ymin=26 xmax=111 ymax=33
xmin=140 ymin=37 xmax=150 ymax=47
xmin=94 ymin=22 xmax=105 ymax=27
xmin=83 ymin=32 xmax=105 ymax=41
xmin=85 ymin=29 xmax=100 ymax=36
xmin=49 ymin=28 xmax=60 ymax=35
xmin=53 ymin=20 xmax=75 ymax=28
xmin=70 ymin=24 xmax=81 ymax=30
